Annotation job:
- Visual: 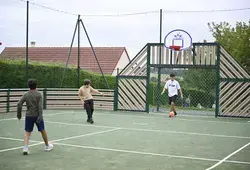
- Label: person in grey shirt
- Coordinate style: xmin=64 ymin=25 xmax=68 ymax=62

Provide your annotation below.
xmin=17 ymin=79 xmax=53 ymax=155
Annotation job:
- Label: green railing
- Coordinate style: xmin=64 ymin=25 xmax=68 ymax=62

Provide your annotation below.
xmin=0 ymin=88 xmax=114 ymax=113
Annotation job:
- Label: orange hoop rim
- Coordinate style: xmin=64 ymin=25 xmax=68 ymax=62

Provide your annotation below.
xmin=169 ymin=45 xmax=181 ymax=51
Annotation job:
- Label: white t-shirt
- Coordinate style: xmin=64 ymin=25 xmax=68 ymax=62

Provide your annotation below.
xmin=164 ymin=80 xmax=180 ymax=97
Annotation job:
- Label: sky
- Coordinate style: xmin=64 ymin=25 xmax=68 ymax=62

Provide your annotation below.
xmin=0 ymin=0 xmax=250 ymax=58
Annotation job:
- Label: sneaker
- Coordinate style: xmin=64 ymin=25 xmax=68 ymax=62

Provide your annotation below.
xmin=174 ymin=111 xmax=177 ymax=116
xmin=44 ymin=143 xmax=53 ymax=152
xmin=23 ymin=147 xmax=29 ymax=155
xmin=87 ymin=118 xmax=94 ymax=124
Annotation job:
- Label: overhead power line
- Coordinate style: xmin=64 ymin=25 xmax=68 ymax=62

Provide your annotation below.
xmin=163 ymin=8 xmax=250 ymax=13
xmin=18 ymin=0 xmax=77 ymax=16
xmin=16 ymin=0 xmax=250 ymax=17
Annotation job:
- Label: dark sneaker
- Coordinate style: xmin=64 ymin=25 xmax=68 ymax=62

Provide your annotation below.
xmin=174 ymin=111 xmax=177 ymax=116
xmin=87 ymin=118 xmax=94 ymax=124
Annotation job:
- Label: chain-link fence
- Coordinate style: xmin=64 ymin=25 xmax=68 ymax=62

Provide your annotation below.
xmin=150 ymin=67 xmax=217 ymax=115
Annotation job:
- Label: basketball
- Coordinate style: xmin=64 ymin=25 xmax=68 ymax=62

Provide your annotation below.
xmin=169 ymin=111 xmax=175 ymax=117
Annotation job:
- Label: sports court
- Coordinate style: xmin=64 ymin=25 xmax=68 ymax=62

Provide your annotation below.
xmin=0 ymin=110 xmax=249 ymax=170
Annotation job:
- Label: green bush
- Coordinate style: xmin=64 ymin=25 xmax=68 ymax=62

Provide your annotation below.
xmin=0 ymin=59 xmax=115 ymax=89
xmin=0 ymin=59 xmax=216 ymax=109
xmin=150 ymin=83 xmax=215 ymax=108
xmin=181 ymin=88 xmax=215 ymax=108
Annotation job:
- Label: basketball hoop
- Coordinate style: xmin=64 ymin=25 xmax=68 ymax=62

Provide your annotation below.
xmin=164 ymin=29 xmax=192 ymax=51
xmin=169 ymin=45 xmax=181 ymax=51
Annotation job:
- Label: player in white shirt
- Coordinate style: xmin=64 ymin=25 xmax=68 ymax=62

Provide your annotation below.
xmin=161 ymin=73 xmax=183 ymax=115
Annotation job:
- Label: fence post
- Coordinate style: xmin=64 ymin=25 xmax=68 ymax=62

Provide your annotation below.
xmin=117 ymin=68 xmax=119 ymax=75
xmin=114 ymin=76 xmax=119 ymax=111
xmin=6 ymin=89 xmax=10 ymax=113
xmin=114 ymin=68 xmax=120 ymax=111
xmin=146 ymin=44 xmax=151 ymax=113
xmin=43 ymin=88 xmax=47 ymax=109
xmin=215 ymin=44 xmax=221 ymax=118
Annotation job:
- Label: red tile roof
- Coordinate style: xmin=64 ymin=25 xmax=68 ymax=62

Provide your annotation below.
xmin=0 ymin=47 xmax=129 ymax=75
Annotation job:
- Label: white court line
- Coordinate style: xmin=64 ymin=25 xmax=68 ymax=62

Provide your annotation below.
xmin=54 ymin=142 xmax=219 ymax=162
xmin=54 ymin=142 xmax=250 ymax=165
xmin=45 ymin=120 xmax=250 ymax=139
xmin=133 ymin=122 xmax=148 ymax=125
xmin=0 ymin=128 xmax=120 ymax=153
xmin=1 ymin=136 xmax=250 ymax=166
xmin=62 ymin=111 xmax=250 ymax=125
xmin=175 ymin=117 xmax=250 ymax=125
xmin=94 ymin=112 xmax=250 ymax=125
xmin=206 ymin=141 xmax=250 ymax=170
xmin=0 ymin=117 xmax=17 ymax=121
xmin=0 ymin=136 xmax=38 ymax=142
xmin=45 ymin=112 xmax=69 ymax=117
xmin=0 ymin=128 xmax=120 ymax=143
xmin=0 ymin=142 xmax=43 ymax=153
xmin=152 ymin=112 xmax=214 ymax=118
xmin=1 ymin=110 xmax=249 ymax=125
xmin=51 ymin=128 xmax=120 ymax=143
xmin=0 ymin=128 xmax=120 ymax=144
xmin=0 ymin=112 xmax=66 ymax=122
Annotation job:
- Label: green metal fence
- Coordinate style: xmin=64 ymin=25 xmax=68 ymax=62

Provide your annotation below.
xmin=151 ymin=68 xmax=217 ymax=114
xmin=114 ymin=42 xmax=250 ymax=118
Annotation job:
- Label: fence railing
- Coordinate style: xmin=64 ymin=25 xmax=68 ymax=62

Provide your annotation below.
xmin=0 ymin=88 xmax=114 ymax=113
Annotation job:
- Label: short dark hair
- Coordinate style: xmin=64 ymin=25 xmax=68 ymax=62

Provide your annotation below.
xmin=170 ymin=73 xmax=175 ymax=77
xmin=84 ymin=79 xmax=91 ymax=85
xmin=27 ymin=79 xmax=37 ymax=89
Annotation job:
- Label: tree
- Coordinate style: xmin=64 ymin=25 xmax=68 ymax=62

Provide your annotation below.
xmin=183 ymin=69 xmax=216 ymax=94
xmin=208 ymin=21 xmax=250 ymax=72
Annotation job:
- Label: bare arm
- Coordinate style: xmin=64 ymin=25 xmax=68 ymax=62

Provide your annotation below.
xmin=161 ymin=88 xmax=166 ymax=95
xmin=90 ymin=87 xmax=103 ymax=95
xmin=17 ymin=94 xmax=26 ymax=119
xmin=179 ymin=88 xmax=183 ymax=98
xmin=38 ymin=95 xmax=43 ymax=118
xmin=78 ymin=88 xmax=84 ymax=103
xmin=161 ymin=82 xmax=168 ymax=95
xmin=177 ymin=82 xmax=183 ymax=98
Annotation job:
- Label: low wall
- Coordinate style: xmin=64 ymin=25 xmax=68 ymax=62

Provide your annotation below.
xmin=0 ymin=88 xmax=114 ymax=113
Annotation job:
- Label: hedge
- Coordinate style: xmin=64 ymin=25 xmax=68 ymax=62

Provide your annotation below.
xmin=0 ymin=59 xmax=215 ymax=108
xmin=0 ymin=59 xmax=116 ymax=89
xmin=150 ymin=83 xmax=215 ymax=108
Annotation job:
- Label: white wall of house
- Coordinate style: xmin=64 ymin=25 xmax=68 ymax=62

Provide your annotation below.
xmin=112 ymin=50 xmax=130 ymax=76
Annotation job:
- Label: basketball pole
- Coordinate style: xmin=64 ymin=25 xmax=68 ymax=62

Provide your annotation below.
xmin=157 ymin=9 xmax=163 ymax=112
xmin=26 ymin=0 xmax=29 ymax=83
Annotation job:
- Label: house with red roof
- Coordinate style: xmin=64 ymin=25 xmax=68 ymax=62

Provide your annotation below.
xmin=0 ymin=46 xmax=130 ymax=76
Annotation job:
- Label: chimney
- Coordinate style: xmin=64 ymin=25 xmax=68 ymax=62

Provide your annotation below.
xmin=30 ymin=41 xmax=36 ymax=47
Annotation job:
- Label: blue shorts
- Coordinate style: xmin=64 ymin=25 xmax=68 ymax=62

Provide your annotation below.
xmin=25 ymin=116 xmax=45 ymax=132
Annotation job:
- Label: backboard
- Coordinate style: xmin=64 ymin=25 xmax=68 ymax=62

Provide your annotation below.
xmin=164 ymin=29 xmax=192 ymax=51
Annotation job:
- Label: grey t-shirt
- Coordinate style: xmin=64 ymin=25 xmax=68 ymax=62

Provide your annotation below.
xmin=17 ymin=90 xmax=43 ymax=117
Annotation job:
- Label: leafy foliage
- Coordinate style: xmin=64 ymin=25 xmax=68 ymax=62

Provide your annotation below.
xmin=150 ymin=82 xmax=215 ymax=108
xmin=208 ymin=21 xmax=250 ymax=72
xmin=0 ymin=59 xmax=115 ymax=89
xmin=182 ymin=69 xmax=216 ymax=94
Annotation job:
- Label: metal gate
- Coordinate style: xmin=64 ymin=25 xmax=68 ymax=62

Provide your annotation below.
xmin=114 ymin=42 xmax=250 ymax=117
